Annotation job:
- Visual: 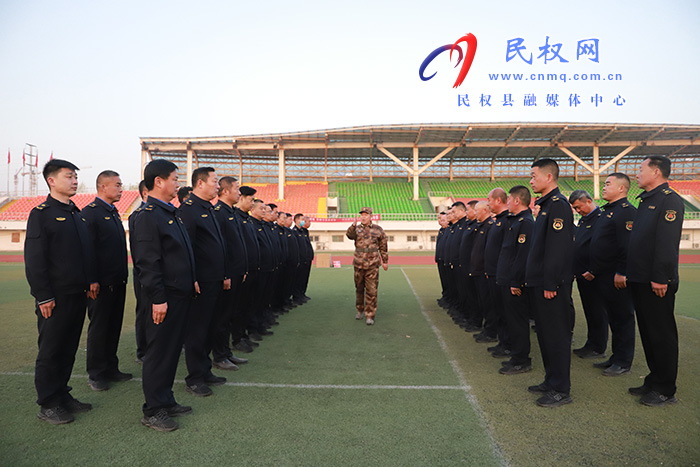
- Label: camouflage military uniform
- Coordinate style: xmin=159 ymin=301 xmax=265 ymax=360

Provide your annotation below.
xmin=345 ymin=221 xmax=388 ymax=319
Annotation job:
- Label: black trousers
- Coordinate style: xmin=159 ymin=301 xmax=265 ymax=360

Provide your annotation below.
xmin=184 ymin=281 xmax=222 ymax=386
xmin=301 ymin=261 xmax=312 ymax=296
xmin=142 ymin=289 xmax=192 ymax=416
xmin=472 ymin=273 xmax=490 ymax=330
xmin=35 ymin=292 xmax=87 ymax=408
xmin=630 ymin=281 xmax=679 ymax=397
xmin=212 ymin=276 xmax=244 ymax=362
xmin=575 ymin=276 xmax=608 ymax=354
xmin=454 ymin=266 xmax=469 ymax=321
xmin=528 ymin=282 xmax=574 ymax=394
xmin=502 ymin=286 xmax=531 ymax=365
xmin=87 ymin=282 xmax=127 ymax=381
xmin=291 ymin=263 xmax=306 ymax=301
xmin=463 ymin=275 xmax=479 ymax=326
xmin=485 ymin=275 xmax=508 ymax=345
xmin=597 ymin=273 xmax=635 ymax=368
xmin=240 ymin=271 xmax=259 ymax=337
xmin=437 ymin=262 xmax=448 ymax=298
xmin=133 ymin=272 xmax=148 ymax=361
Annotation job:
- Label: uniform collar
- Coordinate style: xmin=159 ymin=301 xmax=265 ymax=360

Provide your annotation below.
xmin=147 ymin=195 xmax=176 ymax=213
xmin=638 ymin=182 xmax=669 ymax=200
xmin=535 ymin=186 xmax=562 ymax=206
xmin=46 ymin=194 xmax=79 ymax=212
xmin=508 ymin=208 xmax=532 ymax=219
xmin=187 ymin=193 xmax=214 ymax=208
xmin=582 ymin=206 xmax=601 ymax=220
xmin=602 ymin=197 xmax=628 ymax=209
xmin=95 ymin=197 xmax=116 ymax=211
xmin=494 ymin=209 xmax=509 ymax=220
xmin=216 ymin=200 xmax=234 ymax=213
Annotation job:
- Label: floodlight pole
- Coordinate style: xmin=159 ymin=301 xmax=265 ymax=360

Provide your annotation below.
xmin=413 ymin=147 xmax=419 ymax=201
xmin=278 ymin=147 xmax=285 ymax=200
xmin=186 ymin=145 xmax=194 ymax=187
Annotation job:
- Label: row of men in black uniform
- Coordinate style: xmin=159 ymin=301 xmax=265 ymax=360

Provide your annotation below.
xmin=25 ymin=158 xmax=315 ymax=430
xmin=434 ymin=156 xmax=684 ymax=408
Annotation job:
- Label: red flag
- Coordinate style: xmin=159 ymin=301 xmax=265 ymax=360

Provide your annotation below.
xmin=23 ymin=152 xmax=25 ymax=165
xmin=50 ymin=151 xmax=53 ymax=161
xmin=6 ymin=149 xmax=9 ymax=165
xmin=36 ymin=150 xmax=39 ymax=167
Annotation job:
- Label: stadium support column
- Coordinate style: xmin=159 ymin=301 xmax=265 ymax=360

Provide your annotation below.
xmin=413 ymin=147 xmax=419 ymax=201
xmin=592 ymin=145 xmax=600 ymax=199
xmin=278 ymin=147 xmax=285 ymax=200
xmin=558 ymin=146 xmax=595 ymax=197
xmin=187 ymin=145 xmax=194 ymax=188
xmin=140 ymin=147 xmax=149 ymax=179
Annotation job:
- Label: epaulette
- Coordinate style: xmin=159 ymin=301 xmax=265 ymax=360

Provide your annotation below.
xmin=622 ymin=202 xmax=630 ymax=208
xmin=662 ymin=188 xmax=674 ymax=195
xmin=518 ymin=217 xmax=524 ymax=222
xmin=552 ymin=195 xmax=559 ymax=201
xmin=35 ymin=203 xmax=47 ymax=211
xmin=214 ymin=205 xmax=221 ymax=211
xmin=145 ymin=204 xmax=154 ymax=211
xmin=184 ymin=199 xmax=193 ymax=205
xmin=88 ymin=202 xmax=97 ymax=208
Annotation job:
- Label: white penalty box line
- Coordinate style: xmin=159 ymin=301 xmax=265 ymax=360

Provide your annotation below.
xmin=0 ymin=372 xmax=462 ymax=391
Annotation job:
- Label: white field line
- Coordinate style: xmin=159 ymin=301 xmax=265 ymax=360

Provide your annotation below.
xmin=0 ymin=372 xmax=462 ymax=391
xmin=400 ymin=267 xmax=508 ymax=467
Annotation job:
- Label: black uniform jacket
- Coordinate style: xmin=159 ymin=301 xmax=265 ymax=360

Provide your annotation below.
xmin=213 ymin=201 xmax=249 ymax=278
xmin=573 ymin=207 xmax=601 ymax=276
xmin=235 ymin=207 xmax=261 ymax=273
xmin=627 ymin=183 xmax=685 ymax=284
xmin=458 ymin=219 xmax=477 ymax=272
xmin=82 ymin=197 xmax=128 ymax=286
xmin=445 ymin=217 xmax=466 ymax=267
xmin=132 ymin=196 xmax=196 ymax=304
xmin=283 ymin=226 xmax=300 ymax=267
xmin=470 ymin=218 xmax=494 ymax=275
xmin=435 ymin=227 xmax=447 ymax=263
xmin=179 ymin=193 xmax=227 ymax=283
xmin=25 ymin=195 xmax=97 ymax=303
xmin=589 ymin=198 xmax=636 ymax=276
xmin=484 ymin=210 xmax=509 ymax=276
xmin=252 ymin=217 xmax=276 ymax=272
xmin=525 ymin=187 xmax=574 ymax=290
xmin=497 ymin=208 xmax=534 ymax=288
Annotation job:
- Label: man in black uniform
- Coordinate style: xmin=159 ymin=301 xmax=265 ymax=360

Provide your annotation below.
xmin=83 ymin=170 xmax=131 ymax=392
xmin=435 ymin=212 xmax=449 ymax=307
xmin=470 ymin=201 xmax=494 ymax=341
xmin=250 ymin=200 xmax=277 ymax=340
xmin=233 ymin=186 xmax=261 ymax=353
xmin=586 ymin=174 xmax=637 ymax=376
xmin=179 ymin=167 xmax=229 ymax=397
xmin=569 ymin=190 xmax=607 ymax=360
xmin=525 ymin=159 xmax=574 ymax=407
xmin=444 ymin=204 xmax=467 ymax=324
xmin=132 ymin=159 xmax=198 ymax=431
xmin=627 ymin=156 xmax=684 ymax=406
xmin=130 ymin=180 xmax=149 ymax=364
xmin=459 ymin=201 xmax=480 ymax=331
xmin=25 ymin=159 xmax=97 ymax=425
xmin=478 ymin=189 xmax=510 ymax=346
xmin=212 ymin=176 xmax=249 ymax=369
xmin=292 ymin=214 xmax=313 ymax=305
xmin=496 ymin=186 xmax=534 ymax=373
xmin=299 ymin=215 xmax=314 ymax=301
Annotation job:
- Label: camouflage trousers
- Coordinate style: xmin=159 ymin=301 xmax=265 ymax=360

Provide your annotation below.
xmin=354 ymin=266 xmax=379 ymax=318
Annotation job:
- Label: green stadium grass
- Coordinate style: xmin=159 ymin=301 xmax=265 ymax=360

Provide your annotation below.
xmin=1 ymin=262 xmax=698 ymax=465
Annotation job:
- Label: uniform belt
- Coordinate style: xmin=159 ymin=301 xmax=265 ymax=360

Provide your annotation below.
xmin=356 ymin=247 xmax=378 ymax=253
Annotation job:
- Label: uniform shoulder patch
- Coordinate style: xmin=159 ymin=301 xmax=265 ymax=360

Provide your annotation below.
xmin=88 ymin=202 xmax=96 ymax=208
xmin=662 ymin=188 xmax=673 ymax=195
xmin=664 ymin=210 xmax=677 ymax=222
xmin=622 ymin=202 xmax=630 ymax=208
xmin=518 ymin=234 xmax=526 ymax=243
xmin=35 ymin=203 xmax=47 ymax=211
xmin=552 ymin=218 xmax=564 ymax=230
xmin=185 ymin=199 xmax=193 ymax=205
xmin=625 ymin=221 xmax=633 ymax=231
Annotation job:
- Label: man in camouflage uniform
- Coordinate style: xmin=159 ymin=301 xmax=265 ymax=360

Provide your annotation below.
xmin=346 ymin=207 xmax=388 ymax=325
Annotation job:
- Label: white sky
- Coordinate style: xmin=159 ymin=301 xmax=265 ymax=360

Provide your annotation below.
xmin=1 ymin=0 xmax=699 ymax=188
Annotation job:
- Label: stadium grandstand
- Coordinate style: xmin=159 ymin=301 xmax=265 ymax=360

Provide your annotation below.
xmin=1 ymin=123 xmax=699 ymax=250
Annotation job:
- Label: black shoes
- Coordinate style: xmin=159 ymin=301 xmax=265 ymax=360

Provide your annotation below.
xmin=185 ymin=383 xmax=213 ymax=397
xmin=491 ymin=347 xmax=512 ymax=358
xmin=593 ymin=359 xmax=613 ymax=369
xmin=639 ymin=391 xmax=678 ymax=407
xmin=38 ymin=406 xmax=74 ymax=425
xmin=527 ymin=382 xmax=551 ymax=394
xmin=166 ymin=404 xmax=192 ymax=417
xmin=64 ymin=398 xmax=92 ymax=414
xmin=233 ymin=340 xmax=254 ymax=353
xmin=107 ymin=371 xmax=133 ymax=382
xmin=248 ymin=333 xmax=263 ymax=342
xmin=628 ymin=385 xmax=652 ymax=397
xmin=88 ymin=379 xmax=109 ymax=392
xmin=602 ymin=364 xmax=630 ymax=377
xmin=499 ymin=363 xmax=532 ymax=375
xmin=142 ymin=409 xmax=179 ymax=432
xmin=536 ymin=390 xmax=572 ymax=407
xmin=463 ymin=324 xmax=482 ymax=333
xmin=574 ymin=347 xmax=607 ymax=359
xmin=204 ymin=375 xmax=227 ymax=386
xmin=229 ymin=355 xmax=249 ymax=365
xmin=213 ymin=359 xmax=239 ymax=371
xmin=474 ymin=332 xmax=498 ymax=343
xmin=259 ymin=329 xmax=274 ymax=336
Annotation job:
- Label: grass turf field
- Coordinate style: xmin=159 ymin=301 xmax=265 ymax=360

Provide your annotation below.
xmin=0 ymin=262 xmax=698 ymax=466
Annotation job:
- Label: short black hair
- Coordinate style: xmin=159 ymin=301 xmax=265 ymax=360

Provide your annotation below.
xmin=568 ymin=190 xmax=592 ymax=204
xmin=42 ymin=159 xmax=79 ymax=185
xmin=607 ymin=172 xmax=631 ymax=190
xmin=96 ymin=170 xmax=120 ymax=189
xmin=144 ymin=159 xmax=178 ymax=191
xmin=509 ymin=185 xmax=532 ymax=206
xmin=645 ymin=156 xmax=671 ymax=179
xmin=286 ymin=212 xmax=292 ymax=217
xmin=192 ymin=166 xmax=215 ymax=187
xmin=294 ymin=213 xmax=303 ymax=222
xmin=268 ymin=203 xmax=278 ymax=210
xmin=451 ymin=201 xmax=466 ymax=211
xmin=467 ymin=200 xmax=478 ymax=208
xmin=138 ymin=180 xmax=147 ymax=196
xmin=177 ymin=186 xmax=193 ymax=204
xmin=218 ymin=176 xmax=238 ymax=195
xmin=531 ymin=158 xmax=560 ymax=180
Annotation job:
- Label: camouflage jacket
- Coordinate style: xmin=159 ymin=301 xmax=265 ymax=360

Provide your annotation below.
xmin=346 ymin=222 xmax=388 ymax=269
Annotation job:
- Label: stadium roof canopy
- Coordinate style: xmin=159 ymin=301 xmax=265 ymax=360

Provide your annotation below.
xmin=140 ymin=122 xmax=700 ymax=200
